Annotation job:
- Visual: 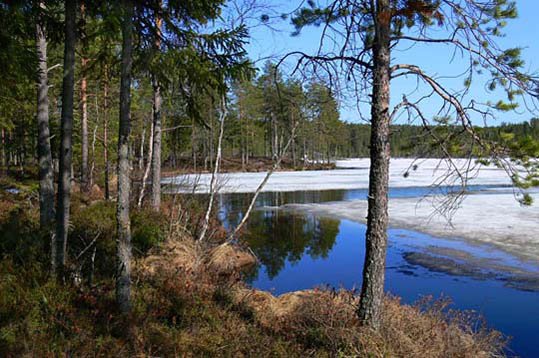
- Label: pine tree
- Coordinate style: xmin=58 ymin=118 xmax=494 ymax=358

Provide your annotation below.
xmin=55 ymin=0 xmax=77 ymax=278
xmin=292 ymin=0 xmax=535 ymax=328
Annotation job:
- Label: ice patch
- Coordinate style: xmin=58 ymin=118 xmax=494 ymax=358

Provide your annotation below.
xmin=283 ymin=193 xmax=539 ymax=262
xmin=165 ymin=158 xmax=512 ymax=194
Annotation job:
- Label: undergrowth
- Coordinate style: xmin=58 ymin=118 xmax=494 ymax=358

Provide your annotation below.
xmin=0 ymin=179 xmax=508 ymax=357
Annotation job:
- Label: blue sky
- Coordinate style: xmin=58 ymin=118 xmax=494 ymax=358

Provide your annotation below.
xmin=237 ymin=1 xmax=539 ymax=126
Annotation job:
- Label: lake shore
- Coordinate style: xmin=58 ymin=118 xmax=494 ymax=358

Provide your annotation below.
xmin=159 ymin=157 xmax=336 ymax=177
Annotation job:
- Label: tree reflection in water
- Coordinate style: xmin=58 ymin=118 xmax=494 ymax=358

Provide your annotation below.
xmin=217 ymin=190 xmax=343 ymax=280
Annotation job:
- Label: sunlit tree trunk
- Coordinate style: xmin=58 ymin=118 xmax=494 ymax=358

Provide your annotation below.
xmin=357 ymin=0 xmax=391 ymax=329
xmin=116 ymin=0 xmax=134 ymax=314
xmin=55 ymin=0 xmax=77 ymax=277
xmin=35 ymin=1 xmax=55 ymax=232
xmin=138 ymin=119 xmax=153 ymax=207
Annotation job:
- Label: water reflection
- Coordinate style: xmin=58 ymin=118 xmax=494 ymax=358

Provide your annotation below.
xmin=243 ymin=210 xmax=340 ymax=279
xmin=217 ymin=184 xmax=511 ymax=281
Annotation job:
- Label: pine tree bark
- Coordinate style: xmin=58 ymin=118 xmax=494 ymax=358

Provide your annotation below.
xmin=80 ymin=0 xmax=89 ymax=193
xmin=150 ymin=2 xmax=162 ymax=211
xmin=55 ymin=0 xmax=77 ymax=277
xmin=35 ymin=2 xmax=55 ymax=231
xmin=357 ymin=0 xmax=391 ymax=329
xmin=116 ymin=0 xmax=134 ymax=314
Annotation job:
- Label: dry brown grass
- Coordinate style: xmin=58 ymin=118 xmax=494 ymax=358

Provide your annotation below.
xmin=138 ymin=237 xmax=506 ymax=357
xmin=232 ymin=286 xmax=505 ymax=357
xmin=244 ymin=290 xmax=506 ymax=358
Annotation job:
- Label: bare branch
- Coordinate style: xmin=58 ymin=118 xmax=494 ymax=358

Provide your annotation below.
xmin=199 ymin=95 xmax=227 ymax=241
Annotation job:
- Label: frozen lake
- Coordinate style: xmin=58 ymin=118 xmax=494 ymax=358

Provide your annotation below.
xmin=164 ymin=158 xmax=512 ymax=193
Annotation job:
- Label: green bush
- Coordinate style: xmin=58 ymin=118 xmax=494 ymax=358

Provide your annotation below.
xmin=0 ymin=197 xmax=44 ymax=266
xmin=70 ymin=202 xmax=167 ymax=279
xmin=70 ymin=201 xmax=117 ymax=279
xmin=132 ymin=208 xmax=166 ymax=254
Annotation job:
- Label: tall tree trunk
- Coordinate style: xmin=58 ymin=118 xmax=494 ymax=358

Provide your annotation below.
xmin=150 ymin=75 xmax=162 ymax=210
xmin=80 ymin=0 xmax=89 ymax=193
xmin=103 ymin=74 xmax=110 ymax=200
xmin=89 ymin=122 xmax=99 ymax=187
xmin=357 ymin=0 xmax=391 ymax=329
xmin=239 ymin=101 xmax=246 ymax=171
xmin=139 ymin=123 xmax=145 ymax=170
xmin=35 ymin=2 xmax=55 ymax=231
xmin=116 ymin=0 xmax=134 ymax=314
xmin=8 ymin=131 xmax=13 ymax=172
xmin=150 ymin=4 xmax=163 ymax=211
xmin=291 ymin=112 xmax=297 ymax=168
xmin=192 ymin=118 xmax=197 ymax=171
xmin=89 ymin=87 xmax=100 ymax=187
xmin=209 ymin=103 xmax=214 ymax=170
xmin=271 ymin=113 xmax=278 ymax=161
xmin=203 ymin=129 xmax=208 ymax=170
xmin=18 ymin=121 xmax=25 ymax=174
xmin=1 ymin=128 xmax=6 ymax=174
xmin=55 ymin=0 xmax=77 ymax=277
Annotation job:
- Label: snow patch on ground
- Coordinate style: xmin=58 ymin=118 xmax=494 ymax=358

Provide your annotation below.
xmin=165 ymin=158 xmax=512 ymax=194
xmin=283 ymin=193 xmax=539 ymax=262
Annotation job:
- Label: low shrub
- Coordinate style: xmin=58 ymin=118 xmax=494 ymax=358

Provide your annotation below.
xmin=0 ymin=193 xmax=44 ymax=266
xmin=132 ymin=208 xmax=166 ymax=254
xmin=69 ymin=201 xmax=167 ymax=280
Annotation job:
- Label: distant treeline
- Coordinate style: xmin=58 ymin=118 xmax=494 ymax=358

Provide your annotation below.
xmin=175 ymin=62 xmax=539 ymax=169
xmin=218 ymin=119 xmax=539 ymax=163
xmin=343 ymin=118 xmax=539 ymax=158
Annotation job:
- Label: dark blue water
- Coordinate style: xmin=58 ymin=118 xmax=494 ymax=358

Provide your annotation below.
xmin=215 ymin=184 xmax=539 ymax=357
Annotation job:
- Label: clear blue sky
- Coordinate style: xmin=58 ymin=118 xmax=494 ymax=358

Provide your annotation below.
xmin=237 ymin=0 xmax=539 ymax=126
